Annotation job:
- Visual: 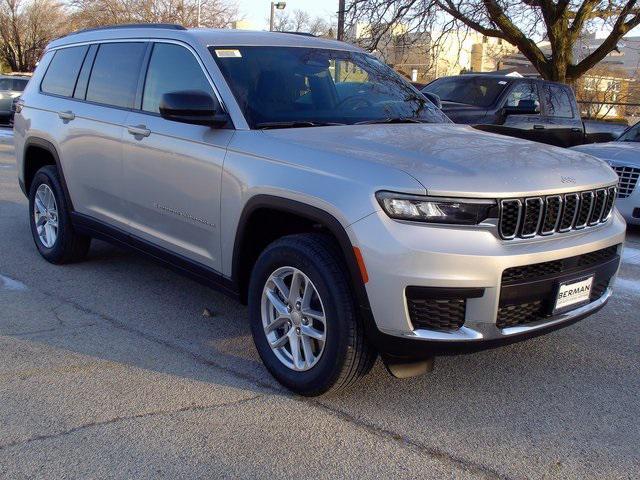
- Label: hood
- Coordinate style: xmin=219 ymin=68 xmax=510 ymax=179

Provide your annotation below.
xmin=570 ymin=141 xmax=640 ymax=166
xmin=264 ymin=123 xmax=618 ymax=198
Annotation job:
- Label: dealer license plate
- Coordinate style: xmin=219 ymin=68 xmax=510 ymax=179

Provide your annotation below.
xmin=553 ymin=276 xmax=593 ymax=314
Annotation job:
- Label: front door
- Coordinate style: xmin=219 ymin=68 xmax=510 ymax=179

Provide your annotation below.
xmin=121 ymin=42 xmax=233 ymax=271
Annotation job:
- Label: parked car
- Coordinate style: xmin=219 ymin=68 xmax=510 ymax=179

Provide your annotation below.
xmin=571 ymin=122 xmax=640 ymax=225
xmin=0 ymin=74 xmax=29 ymax=124
xmin=422 ymin=74 xmax=621 ymax=148
xmin=15 ymin=25 xmax=625 ymax=395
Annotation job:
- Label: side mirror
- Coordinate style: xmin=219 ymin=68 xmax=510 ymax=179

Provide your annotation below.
xmin=422 ymin=91 xmax=442 ymax=109
xmin=159 ymin=90 xmax=229 ymax=127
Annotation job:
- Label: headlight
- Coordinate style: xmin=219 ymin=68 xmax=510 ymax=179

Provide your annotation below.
xmin=376 ymin=191 xmax=496 ymax=225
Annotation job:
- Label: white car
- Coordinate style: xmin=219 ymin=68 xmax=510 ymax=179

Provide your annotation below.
xmin=571 ymin=122 xmax=640 ymax=225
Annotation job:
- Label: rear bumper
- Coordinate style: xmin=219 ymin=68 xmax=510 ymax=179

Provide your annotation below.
xmin=349 ymin=209 xmax=626 ymax=357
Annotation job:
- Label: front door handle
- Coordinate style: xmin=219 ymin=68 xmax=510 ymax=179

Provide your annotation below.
xmin=571 ymin=127 xmax=583 ymax=132
xmin=57 ymin=110 xmax=75 ymax=121
xmin=533 ymin=124 xmax=545 ymax=130
xmin=127 ymin=125 xmax=151 ymax=138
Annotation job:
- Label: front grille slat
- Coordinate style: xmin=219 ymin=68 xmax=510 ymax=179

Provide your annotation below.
xmin=499 ymin=187 xmax=615 ymax=240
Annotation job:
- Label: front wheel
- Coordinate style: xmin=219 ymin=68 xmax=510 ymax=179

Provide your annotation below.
xmin=248 ymin=234 xmax=376 ymax=396
xmin=29 ymin=165 xmax=91 ymax=264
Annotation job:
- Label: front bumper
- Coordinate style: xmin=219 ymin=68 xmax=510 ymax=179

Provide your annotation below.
xmin=348 ymin=209 xmax=626 ymax=356
xmin=616 ymin=191 xmax=640 ymax=226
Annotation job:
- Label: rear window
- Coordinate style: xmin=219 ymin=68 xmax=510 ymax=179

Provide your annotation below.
xmin=86 ymin=42 xmax=147 ymax=109
xmin=423 ymin=77 xmax=508 ymax=107
xmin=41 ymin=46 xmax=88 ymax=97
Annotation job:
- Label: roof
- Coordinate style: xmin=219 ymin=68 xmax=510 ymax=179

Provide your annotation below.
xmin=47 ymin=26 xmax=362 ymax=53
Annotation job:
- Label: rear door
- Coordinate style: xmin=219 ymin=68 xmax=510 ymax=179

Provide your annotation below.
xmin=52 ymin=41 xmax=148 ymax=228
xmin=538 ymin=83 xmax=584 ymax=147
xmin=121 ymin=41 xmax=233 ymax=271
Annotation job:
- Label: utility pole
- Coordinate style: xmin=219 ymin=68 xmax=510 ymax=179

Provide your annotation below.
xmin=270 ymin=2 xmax=287 ymax=32
xmin=337 ymin=0 xmax=345 ymax=40
xmin=197 ymin=0 xmax=201 ymax=28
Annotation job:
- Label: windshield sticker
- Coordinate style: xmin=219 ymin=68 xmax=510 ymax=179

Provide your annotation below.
xmin=215 ymin=49 xmax=242 ymax=58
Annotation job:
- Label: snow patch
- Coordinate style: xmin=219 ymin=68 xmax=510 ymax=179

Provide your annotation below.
xmin=0 ymin=274 xmax=27 ymax=291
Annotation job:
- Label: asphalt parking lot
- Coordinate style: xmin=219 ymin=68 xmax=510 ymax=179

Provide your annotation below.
xmin=0 ymin=127 xmax=638 ymax=479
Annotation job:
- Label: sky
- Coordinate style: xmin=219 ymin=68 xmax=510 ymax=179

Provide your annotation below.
xmin=237 ymin=0 xmax=339 ymax=30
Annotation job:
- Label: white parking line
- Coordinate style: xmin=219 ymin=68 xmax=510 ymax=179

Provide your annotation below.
xmin=0 ymin=274 xmax=27 ymax=291
xmin=0 ymin=129 xmax=13 ymax=138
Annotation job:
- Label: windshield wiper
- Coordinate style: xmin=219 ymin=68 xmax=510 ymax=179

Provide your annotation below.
xmin=355 ymin=117 xmax=428 ymax=125
xmin=256 ymin=121 xmax=345 ymax=130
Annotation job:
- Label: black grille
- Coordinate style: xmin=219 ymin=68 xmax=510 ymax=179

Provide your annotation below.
xmin=499 ymin=200 xmax=521 ymax=239
xmin=541 ymin=195 xmax=561 ymax=234
xmin=407 ymin=298 xmax=466 ymax=331
xmin=589 ymin=189 xmax=607 ymax=226
xmin=559 ymin=193 xmax=579 ymax=231
xmin=612 ymin=166 xmax=640 ymax=198
xmin=499 ymin=187 xmax=615 ymax=240
xmin=575 ymin=191 xmax=594 ymax=228
xmin=497 ymin=280 xmax=610 ymax=329
xmin=602 ymin=187 xmax=616 ymax=220
xmin=521 ymin=198 xmax=543 ymax=237
xmin=406 ymin=287 xmax=484 ymax=331
xmin=502 ymin=245 xmax=619 ymax=284
xmin=497 ymin=301 xmax=542 ymax=328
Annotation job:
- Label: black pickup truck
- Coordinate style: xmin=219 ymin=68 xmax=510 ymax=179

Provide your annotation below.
xmin=421 ymin=74 xmax=625 ymax=148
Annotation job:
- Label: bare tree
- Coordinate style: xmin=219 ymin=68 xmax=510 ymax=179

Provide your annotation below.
xmin=347 ymin=0 xmax=640 ymax=84
xmin=0 ymin=0 xmax=68 ymax=72
xmin=271 ymin=9 xmax=336 ymax=37
xmin=69 ymin=0 xmax=239 ymax=29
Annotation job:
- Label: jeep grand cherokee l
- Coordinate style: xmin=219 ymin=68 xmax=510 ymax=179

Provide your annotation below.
xmin=14 ymin=25 xmax=625 ymax=396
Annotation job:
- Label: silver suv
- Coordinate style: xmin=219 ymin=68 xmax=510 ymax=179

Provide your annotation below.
xmin=15 ymin=25 xmax=625 ymax=395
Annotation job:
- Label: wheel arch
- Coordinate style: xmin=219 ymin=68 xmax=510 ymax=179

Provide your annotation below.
xmin=22 ymin=137 xmax=74 ymax=211
xmin=232 ymin=195 xmax=372 ymax=314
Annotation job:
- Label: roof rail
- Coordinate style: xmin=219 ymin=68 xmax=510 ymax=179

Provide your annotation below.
xmin=279 ymin=31 xmax=317 ymax=37
xmin=68 ymin=23 xmax=187 ymax=36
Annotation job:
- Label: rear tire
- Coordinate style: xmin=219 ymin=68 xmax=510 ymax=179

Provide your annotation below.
xmin=29 ymin=165 xmax=91 ymax=264
xmin=248 ymin=233 xmax=376 ymax=396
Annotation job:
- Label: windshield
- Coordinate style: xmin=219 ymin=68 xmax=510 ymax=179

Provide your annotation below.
xmin=210 ymin=46 xmax=449 ymax=128
xmin=618 ymin=123 xmax=640 ymax=142
xmin=423 ymin=77 xmax=508 ymax=107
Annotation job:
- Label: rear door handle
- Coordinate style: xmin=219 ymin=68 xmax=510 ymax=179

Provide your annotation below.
xmin=57 ymin=110 xmax=75 ymax=121
xmin=127 ymin=125 xmax=151 ymax=137
xmin=533 ymin=124 xmax=545 ymax=130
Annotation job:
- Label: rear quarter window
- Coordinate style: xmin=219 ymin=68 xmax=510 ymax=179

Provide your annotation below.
xmin=41 ymin=46 xmax=89 ymax=97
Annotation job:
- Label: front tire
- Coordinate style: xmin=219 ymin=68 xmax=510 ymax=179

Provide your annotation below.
xmin=248 ymin=233 xmax=376 ymax=396
xmin=29 ymin=165 xmax=91 ymax=264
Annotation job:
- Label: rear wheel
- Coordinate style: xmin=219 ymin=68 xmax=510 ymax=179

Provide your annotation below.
xmin=29 ymin=165 xmax=91 ymax=264
xmin=248 ymin=233 xmax=376 ymax=396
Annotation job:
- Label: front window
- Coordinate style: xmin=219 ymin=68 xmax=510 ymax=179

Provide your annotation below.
xmin=618 ymin=123 xmax=640 ymax=142
xmin=210 ymin=46 xmax=449 ymax=128
xmin=423 ymin=76 xmax=508 ymax=107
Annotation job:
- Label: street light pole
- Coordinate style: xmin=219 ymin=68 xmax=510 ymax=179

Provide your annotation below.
xmin=269 ymin=2 xmax=286 ymax=32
